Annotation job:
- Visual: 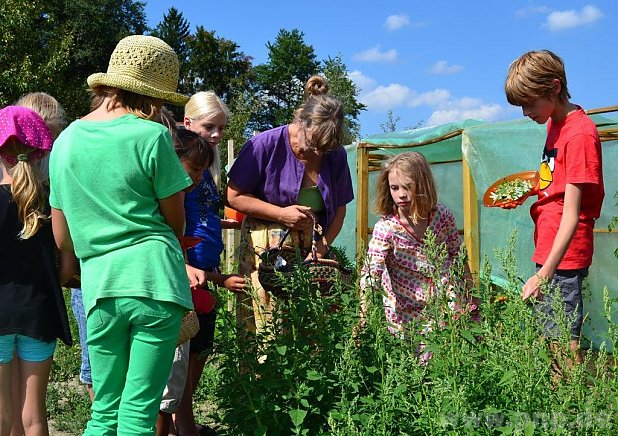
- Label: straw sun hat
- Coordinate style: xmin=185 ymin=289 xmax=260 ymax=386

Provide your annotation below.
xmin=87 ymin=35 xmax=189 ymax=106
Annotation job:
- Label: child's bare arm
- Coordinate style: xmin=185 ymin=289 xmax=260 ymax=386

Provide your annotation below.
xmin=206 ymin=272 xmax=246 ymax=293
xmin=158 ymin=191 xmax=186 ymax=239
xmin=522 ymin=183 xmax=582 ymax=300
xmin=51 ymin=208 xmax=74 ymax=252
xmin=58 ymin=250 xmax=77 ymax=286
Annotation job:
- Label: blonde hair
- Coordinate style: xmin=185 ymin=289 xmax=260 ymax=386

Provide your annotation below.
xmin=1 ymin=140 xmax=49 ymax=239
xmin=374 ymin=152 xmax=437 ymax=225
xmin=16 ymin=93 xmax=66 ymax=139
xmin=505 ymin=49 xmax=571 ymax=106
xmin=184 ymin=91 xmax=229 ymax=189
xmin=16 ymin=92 xmax=66 ymax=181
xmin=294 ymin=75 xmax=344 ymax=153
xmin=90 ymin=86 xmax=162 ymax=120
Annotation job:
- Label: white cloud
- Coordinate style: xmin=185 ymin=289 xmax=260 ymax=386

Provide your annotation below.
xmin=360 ymin=84 xmax=412 ymax=110
xmin=427 ymin=60 xmax=464 ymax=75
xmin=544 ymin=5 xmax=603 ymax=31
xmin=353 ymin=45 xmax=398 ymax=62
xmin=355 ymin=74 xmax=507 ymax=126
xmin=348 ymin=70 xmax=375 ymax=92
xmin=426 ymin=103 xmax=503 ymax=126
xmin=515 ymin=6 xmax=550 ymax=17
xmin=385 ymin=14 xmax=410 ymax=31
xmin=408 ymin=89 xmax=452 ymax=107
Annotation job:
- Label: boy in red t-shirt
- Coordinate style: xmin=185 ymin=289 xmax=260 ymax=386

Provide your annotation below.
xmin=504 ymin=50 xmax=604 ymax=362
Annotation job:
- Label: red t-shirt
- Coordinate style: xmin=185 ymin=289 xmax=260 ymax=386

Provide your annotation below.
xmin=530 ymin=107 xmax=604 ymax=269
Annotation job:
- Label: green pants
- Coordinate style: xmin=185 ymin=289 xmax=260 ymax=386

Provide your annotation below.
xmin=84 ymin=297 xmax=184 ymax=435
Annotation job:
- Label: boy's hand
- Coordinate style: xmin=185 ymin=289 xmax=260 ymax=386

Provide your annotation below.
xmin=522 ymin=273 xmax=548 ymax=301
xmin=497 ymin=197 xmax=526 ymax=209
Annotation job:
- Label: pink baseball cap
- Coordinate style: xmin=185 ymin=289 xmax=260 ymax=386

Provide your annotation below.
xmin=0 ymin=106 xmax=53 ymax=165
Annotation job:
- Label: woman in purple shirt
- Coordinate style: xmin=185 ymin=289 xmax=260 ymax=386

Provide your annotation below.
xmin=227 ymin=75 xmax=354 ymax=333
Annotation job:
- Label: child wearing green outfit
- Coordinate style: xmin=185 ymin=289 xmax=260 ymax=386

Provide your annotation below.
xmin=49 ymin=35 xmax=194 ymax=435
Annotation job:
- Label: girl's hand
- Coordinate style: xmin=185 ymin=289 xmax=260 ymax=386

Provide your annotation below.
xmin=279 ymin=205 xmax=314 ymax=230
xmin=222 ymin=274 xmax=246 ymax=293
xmin=186 ymin=264 xmax=207 ymax=288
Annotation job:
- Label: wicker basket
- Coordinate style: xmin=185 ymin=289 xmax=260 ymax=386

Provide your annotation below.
xmin=257 ymin=225 xmax=352 ymax=298
xmin=177 ymin=310 xmax=199 ymax=346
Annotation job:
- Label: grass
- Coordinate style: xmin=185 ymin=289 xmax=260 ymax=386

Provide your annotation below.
xmin=47 ymin=230 xmax=618 ymax=435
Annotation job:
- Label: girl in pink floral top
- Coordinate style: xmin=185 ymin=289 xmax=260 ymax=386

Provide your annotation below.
xmin=360 ymin=152 xmax=466 ymax=336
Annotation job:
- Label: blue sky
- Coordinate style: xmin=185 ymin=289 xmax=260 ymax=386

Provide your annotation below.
xmin=144 ymin=1 xmax=616 ymax=137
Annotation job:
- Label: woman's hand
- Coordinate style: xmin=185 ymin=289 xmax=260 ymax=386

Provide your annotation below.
xmin=279 ymin=205 xmax=314 ymax=230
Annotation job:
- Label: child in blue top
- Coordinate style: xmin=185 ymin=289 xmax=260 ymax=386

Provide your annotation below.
xmin=173 ymin=91 xmax=246 ymax=436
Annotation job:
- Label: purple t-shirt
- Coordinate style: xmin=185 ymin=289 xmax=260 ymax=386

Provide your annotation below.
xmin=228 ymin=125 xmax=354 ymax=229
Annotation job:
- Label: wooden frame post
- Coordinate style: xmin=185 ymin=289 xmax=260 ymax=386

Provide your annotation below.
xmin=356 ymin=142 xmax=369 ymax=263
xmin=462 ymin=157 xmax=480 ymax=279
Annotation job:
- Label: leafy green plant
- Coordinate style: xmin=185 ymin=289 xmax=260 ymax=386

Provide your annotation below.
xmin=489 ymin=178 xmax=534 ymax=204
xmin=47 ymin=234 xmax=618 ymax=435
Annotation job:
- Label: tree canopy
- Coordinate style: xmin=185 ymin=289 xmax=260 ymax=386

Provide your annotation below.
xmin=2 ymin=4 xmax=365 ymax=142
xmin=0 ymin=0 xmax=146 ymax=119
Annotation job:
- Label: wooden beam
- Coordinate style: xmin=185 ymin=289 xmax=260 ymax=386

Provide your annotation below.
xmin=462 ymin=157 xmax=480 ymax=281
xmin=356 ymin=143 xmax=370 ymax=262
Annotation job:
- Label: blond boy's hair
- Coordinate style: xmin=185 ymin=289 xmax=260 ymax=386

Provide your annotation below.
xmin=374 ymin=152 xmax=437 ymax=225
xmin=505 ymin=49 xmax=571 ymax=106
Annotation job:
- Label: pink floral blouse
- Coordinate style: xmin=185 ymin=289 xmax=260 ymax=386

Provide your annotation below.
xmin=360 ymin=204 xmax=462 ymax=334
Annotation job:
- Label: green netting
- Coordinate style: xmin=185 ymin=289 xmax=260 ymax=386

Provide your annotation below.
xmin=338 ymin=115 xmax=618 ymax=350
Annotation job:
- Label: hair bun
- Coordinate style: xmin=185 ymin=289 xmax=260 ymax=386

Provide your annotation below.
xmin=304 ymin=75 xmax=329 ymax=99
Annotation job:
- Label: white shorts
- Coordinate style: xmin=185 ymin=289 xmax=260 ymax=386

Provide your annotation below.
xmin=160 ymin=341 xmax=190 ymax=413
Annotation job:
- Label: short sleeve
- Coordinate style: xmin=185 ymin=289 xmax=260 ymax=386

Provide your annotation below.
xmin=564 ymin=133 xmax=602 ymax=186
xmin=227 ymin=137 xmax=267 ymax=195
xmin=149 ymin=131 xmax=192 ymax=199
xmin=332 ymin=148 xmax=354 ymax=207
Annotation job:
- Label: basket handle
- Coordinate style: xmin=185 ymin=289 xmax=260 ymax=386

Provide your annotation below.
xmin=310 ymin=218 xmax=330 ymax=263
xmin=275 ymin=227 xmax=292 ymax=251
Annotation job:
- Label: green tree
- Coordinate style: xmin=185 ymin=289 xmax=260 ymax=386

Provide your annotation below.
xmin=321 ymin=54 xmax=366 ymax=143
xmin=0 ymin=0 xmax=147 ymax=119
xmin=0 ymin=1 xmax=72 ymax=107
xmin=252 ymin=29 xmax=320 ymax=130
xmin=186 ymin=26 xmax=254 ymax=103
xmin=149 ymin=7 xmax=191 ymax=94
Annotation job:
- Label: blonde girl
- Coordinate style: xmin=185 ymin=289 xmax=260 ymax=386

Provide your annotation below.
xmin=0 ymin=106 xmax=72 ymax=436
xmin=360 ymin=152 xmax=467 ymax=337
xmin=174 ymin=91 xmax=245 ymax=436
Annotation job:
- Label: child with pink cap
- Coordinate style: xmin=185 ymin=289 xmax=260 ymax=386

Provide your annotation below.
xmin=0 ymin=106 xmax=73 ymax=435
